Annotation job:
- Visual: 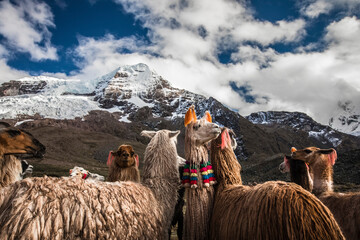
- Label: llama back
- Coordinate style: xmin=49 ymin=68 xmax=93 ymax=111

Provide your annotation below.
xmin=320 ymin=192 xmax=360 ymax=240
xmin=0 ymin=176 xmax=163 ymax=240
xmin=211 ymin=181 xmax=345 ymax=240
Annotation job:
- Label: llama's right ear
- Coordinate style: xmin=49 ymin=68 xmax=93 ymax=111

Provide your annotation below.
xmin=169 ymin=130 xmax=180 ymax=139
xmin=141 ymin=130 xmax=157 ymax=139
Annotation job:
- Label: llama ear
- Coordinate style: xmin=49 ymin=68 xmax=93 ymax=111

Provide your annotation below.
xmin=204 ymin=111 xmax=212 ymax=123
xmin=185 ymin=106 xmax=197 ymax=126
xmin=319 ymin=148 xmax=337 ymax=165
xmin=169 ymin=130 xmax=180 ymax=139
xmin=141 ymin=130 xmax=157 ymax=139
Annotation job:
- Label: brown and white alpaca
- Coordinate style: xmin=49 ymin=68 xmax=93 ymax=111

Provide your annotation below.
xmin=209 ymin=128 xmax=345 ymax=240
xmin=287 ymin=147 xmax=360 ymax=240
xmin=0 ymin=129 xmax=180 ymax=240
xmin=69 ymin=166 xmax=105 ymax=181
xmin=0 ymin=124 xmax=45 ymax=188
xmin=107 ymin=144 xmax=140 ymax=182
xmin=182 ymin=105 xmax=221 ymax=240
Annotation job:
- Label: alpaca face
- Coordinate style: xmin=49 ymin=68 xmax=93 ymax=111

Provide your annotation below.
xmin=0 ymin=127 xmax=46 ymax=157
xmin=112 ymin=145 xmax=137 ymax=168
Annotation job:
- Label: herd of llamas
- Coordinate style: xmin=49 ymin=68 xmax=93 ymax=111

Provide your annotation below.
xmin=0 ymin=105 xmax=358 ymax=239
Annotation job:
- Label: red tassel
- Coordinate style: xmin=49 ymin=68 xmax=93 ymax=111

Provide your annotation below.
xmin=135 ymin=154 xmax=139 ymax=167
xmin=221 ymin=129 xmax=231 ymax=150
xmin=107 ymin=151 xmax=115 ymax=166
xmin=328 ymin=149 xmax=337 ymax=166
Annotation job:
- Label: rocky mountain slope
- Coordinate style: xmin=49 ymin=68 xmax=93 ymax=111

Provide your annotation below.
xmin=1 ymin=63 xmax=359 ymax=187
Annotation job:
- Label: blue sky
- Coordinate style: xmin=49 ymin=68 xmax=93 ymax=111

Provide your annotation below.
xmin=1 ymin=0 xmax=360 ymax=124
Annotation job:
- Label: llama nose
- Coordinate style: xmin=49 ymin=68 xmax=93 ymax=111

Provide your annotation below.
xmin=123 ymin=153 xmax=129 ymax=158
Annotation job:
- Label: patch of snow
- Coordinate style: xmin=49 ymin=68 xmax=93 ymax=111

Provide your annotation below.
xmin=119 ymin=114 xmax=131 ymax=123
xmin=127 ymin=95 xmax=154 ymax=108
xmin=15 ymin=119 xmax=34 ymax=127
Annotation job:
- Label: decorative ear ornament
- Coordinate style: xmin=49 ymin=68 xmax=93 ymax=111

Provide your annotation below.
xmin=135 ymin=154 xmax=139 ymax=167
xmin=220 ymin=129 xmax=231 ymax=150
xmin=205 ymin=111 xmax=212 ymax=123
xmin=291 ymin=147 xmax=297 ymax=153
xmin=107 ymin=151 xmax=115 ymax=166
xmin=185 ymin=105 xmax=197 ymax=126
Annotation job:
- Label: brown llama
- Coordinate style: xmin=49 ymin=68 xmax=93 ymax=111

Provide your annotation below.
xmin=182 ymin=105 xmax=221 ymax=240
xmin=0 ymin=124 xmax=45 ymax=188
xmin=107 ymin=144 xmax=140 ymax=182
xmin=0 ymin=129 xmax=180 ymax=240
xmin=288 ymin=147 xmax=360 ymax=240
xmin=279 ymin=154 xmax=313 ymax=192
xmin=209 ymin=128 xmax=345 ymax=240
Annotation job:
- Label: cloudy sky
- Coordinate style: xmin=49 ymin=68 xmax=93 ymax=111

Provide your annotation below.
xmin=1 ymin=0 xmax=360 ymax=124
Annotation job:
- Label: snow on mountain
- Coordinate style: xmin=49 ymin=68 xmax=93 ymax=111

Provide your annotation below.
xmin=0 ymin=63 xmax=206 ymax=121
xmin=329 ymin=101 xmax=360 ymax=137
xmin=0 ymin=76 xmax=101 ymax=119
xmin=93 ymin=63 xmax=206 ymax=119
xmin=246 ymin=111 xmax=343 ymax=147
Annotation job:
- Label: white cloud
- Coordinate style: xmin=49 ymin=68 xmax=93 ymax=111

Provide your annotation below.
xmin=300 ymin=0 xmax=360 ymax=18
xmin=67 ymin=0 xmax=360 ymax=127
xmin=0 ymin=0 xmax=57 ymax=61
xmin=0 ymin=58 xmax=28 ymax=83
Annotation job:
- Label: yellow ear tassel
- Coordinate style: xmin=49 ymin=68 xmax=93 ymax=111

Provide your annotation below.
xmin=291 ymin=147 xmax=297 ymax=153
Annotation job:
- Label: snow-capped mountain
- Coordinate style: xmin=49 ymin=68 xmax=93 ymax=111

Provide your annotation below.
xmin=93 ymin=63 xmax=207 ymax=120
xmin=329 ymin=101 xmax=360 ymax=137
xmin=1 ymin=63 xmax=359 ymax=161
xmin=246 ymin=111 xmax=343 ymax=147
xmin=0 ymin=63 xmax=207 ymax=121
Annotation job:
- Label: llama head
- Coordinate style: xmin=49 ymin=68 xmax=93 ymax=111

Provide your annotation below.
xmin=69 ymin=166 xmax=89 ymax=179
xmin=279 ymin=155 xmax=291 ymax=173
xmin=184 ymin=105 xmax=221 ymax=146
xmin=141 ymin=130 xmax=180 ymax=152
xmin=291 ymin=146 xmax=337 ymax=167
xmin=141 ymin=129 xmax=181 ymax=178
xmin=212 ymin=127 xmax=237 ymax=151
xmin=0 ymin=127 xmax=46 ymax=158
xmin=109 ymin=145 xmax=138 ymax=168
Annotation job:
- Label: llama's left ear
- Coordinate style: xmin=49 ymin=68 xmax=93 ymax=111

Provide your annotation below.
xmin=141 ymin=130 xmax=157 ymax=139
xmin=169 ymin=130 xmax=180 ymax=139
xmin=204 ymin=111 xmax=212 ymax=123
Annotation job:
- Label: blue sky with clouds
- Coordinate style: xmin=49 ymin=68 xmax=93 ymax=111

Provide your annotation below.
xmin=1 ymin=0 xmax=360 ymax=124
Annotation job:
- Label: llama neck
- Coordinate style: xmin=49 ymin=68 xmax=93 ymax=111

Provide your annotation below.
xmin=0 ymin=155 xmax=22 ymax=188
xmin=211 ymin=147 xmax=242 ymax=187
xmin=185 ymin=136 xmax=208 ymax=165
xmin=289 ymin=159 xmax=312 ymax=192
xmin=311 ymin=164 xmax=333 ymax=196
xmin=142 ymin=174 xmax=179 ymax=220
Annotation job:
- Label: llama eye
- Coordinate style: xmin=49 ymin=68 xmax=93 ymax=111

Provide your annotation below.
xmin=193 ymin=125 xmax=200 ymax=130
xmin=130 ymin=152 xmax=134 ymax=157
xmin=304 ymin=149 xmax=312 ymax=154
